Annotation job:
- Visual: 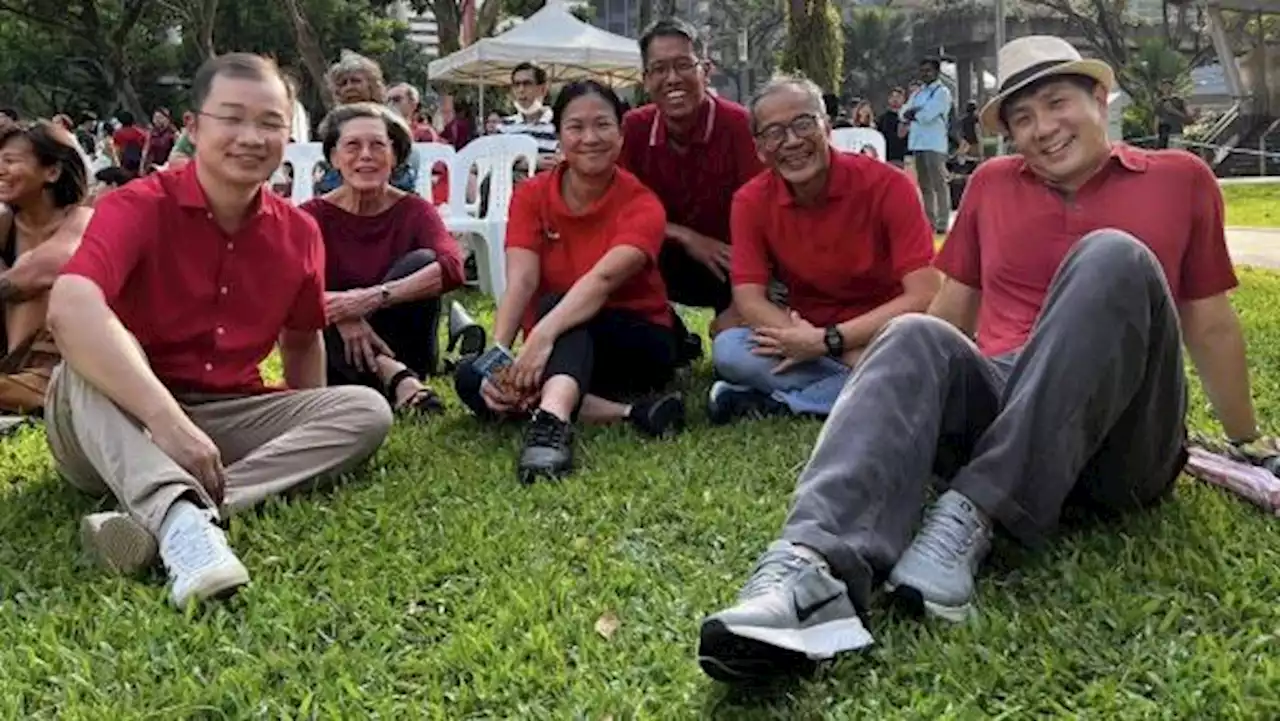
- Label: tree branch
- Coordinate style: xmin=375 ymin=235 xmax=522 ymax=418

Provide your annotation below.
xmin=0 ymin=1 xmax=80 ymax=34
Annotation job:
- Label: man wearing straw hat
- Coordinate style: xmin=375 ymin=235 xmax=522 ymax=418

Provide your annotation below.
xmin=696 ymin=35 xmax=1265 ymax=683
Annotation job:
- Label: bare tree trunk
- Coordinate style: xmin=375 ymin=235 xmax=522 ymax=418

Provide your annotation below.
xmin=282 ymin=0 xmax=333 ymax=109
xmin=197 ymin=0 xmax=218 ymax=59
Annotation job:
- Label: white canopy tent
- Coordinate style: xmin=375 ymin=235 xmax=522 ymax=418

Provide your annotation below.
xmin=427 ymin=0 xmax=644 ymax=93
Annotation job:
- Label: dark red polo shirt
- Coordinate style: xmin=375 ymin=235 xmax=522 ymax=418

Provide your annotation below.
xmin=506 ymin=164 xmax=671 ymax=328
xmin=62 ymin=163 xmax=327 ymax=395
xmin=731 ymin=150 xmax=935 ymax=328
xmin=619 ymin=95 xmax=763 ymax=244
xmin=935 ymin=144 xmax=1237 ymax=357
xmin=300 ymin=194 xmax=464 ymax=293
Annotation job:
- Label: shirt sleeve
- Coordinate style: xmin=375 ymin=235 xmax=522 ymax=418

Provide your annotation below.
xmin=733 ymin=113 xmax=765 ymax=186
xmin=612 ymin=191 xmax=667 ymax=261
xmin=504 ymin=177 xmax=544 ymax=254
xmin=412 ymin=199 xmax=466 ymax=292
xmin=933 ymin=165 xmax=985 ymax=288
xmin=729 ymin=185 xmax=771 ymax=286
xmin=880 ymin=169 xmax=936 ymax=278
xmin=60 ymin=187 xmax=156 ymax=302
xmin=1179 ymin=158 xmax=1237 ymax=300
xmin=283 ymin=217 xmax=328 ymax=332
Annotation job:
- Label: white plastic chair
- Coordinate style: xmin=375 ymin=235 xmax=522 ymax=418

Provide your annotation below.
xmin=831 ymin=128 xmax=888 ymax=162
xmin=442 ymin=134 xmax=539 ymax=299
xmin=283 ymin=142 xmax=325 ymax=203
xmin=410 ymin=141 xmax=456 ymax=201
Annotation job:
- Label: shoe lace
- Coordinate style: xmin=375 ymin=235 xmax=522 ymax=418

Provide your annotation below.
xmin=913 ymin=501 xmax=985 ymax=569
xmin=163 ymin=513 xmax=225 ymax=575
xmin=740 ymin=548 xmax=810 ymax=600
xmin=526 ymin=412 xmax=569 ymax=447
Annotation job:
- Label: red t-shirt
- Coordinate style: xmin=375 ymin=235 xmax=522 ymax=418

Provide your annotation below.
xmin=61 ymin=163 xmax=327 ymax=395
xmin=619 ymin=95 xmax=763 ymax=245
xmin=506 ymin=165 xmax=671 ymax=328
xmin=112 ymin=126 xmax=147 ymax=165
xmin=935 ymin=144 xmax=1238 ymax=357
xmin=731 ymin=151 xmax=935 ymax=327
xmin=300 ymin=194 xmax=464 ymax=293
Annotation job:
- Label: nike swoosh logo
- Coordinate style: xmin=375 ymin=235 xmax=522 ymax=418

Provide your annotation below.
xmin=795 ymin=591 xmax=842 ymax=622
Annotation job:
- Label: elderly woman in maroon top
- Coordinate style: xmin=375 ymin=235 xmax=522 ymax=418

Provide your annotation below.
xmin=301 ymin=103 xmax=464 ymax=413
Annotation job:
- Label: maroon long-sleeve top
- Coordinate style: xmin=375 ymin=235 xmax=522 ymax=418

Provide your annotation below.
xmin=300 ymin=194 xmax=464 ymax=294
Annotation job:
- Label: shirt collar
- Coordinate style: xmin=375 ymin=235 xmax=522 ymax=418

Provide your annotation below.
xmin=174 ymin=160 xmax=278 ymax=220
xmin=1016 ymin=142 xmax=1149 ymax=178
xmin=648 ymin=95 xmax=717 ymax=148
xmin=507 ymin=107 xmax=553 ymax=125
xmin=775 ymin=149 xmax=852 ymax=207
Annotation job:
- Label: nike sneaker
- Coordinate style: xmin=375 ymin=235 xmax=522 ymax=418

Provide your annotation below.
xmin=698 ymin=540 xmax=874 ymax=682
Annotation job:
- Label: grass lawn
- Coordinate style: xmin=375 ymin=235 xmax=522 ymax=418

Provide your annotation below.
xmin=1223 ymin=183 xmax=1280 ymax=228
xmin=2 ymin=272 xmax=1279 ymax=719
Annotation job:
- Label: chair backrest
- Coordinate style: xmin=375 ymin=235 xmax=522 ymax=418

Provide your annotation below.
xmin=283 ymin=142 xmax=325 ymax=203
xmin=410 ymin=142 xmax=457 ymax=201
xmin=447 ymin=134 xmax=539 ymax=220
xmin=830 ymin=128 xmax=888 ymax=162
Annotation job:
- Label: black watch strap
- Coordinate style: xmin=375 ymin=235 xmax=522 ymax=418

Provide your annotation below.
xmin=824 ymin=326 xmax=844 ymax=357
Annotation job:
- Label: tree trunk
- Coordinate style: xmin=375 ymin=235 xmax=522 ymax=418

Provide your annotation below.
xmin=197 ymin=0 xmax=219 ymax=59
xmin=282 ymin=0 xmax=333 ymax=108
xmin=431 ymin=0 xmax=463 ymax=55
xmin=638 ymin=0 xmax=653 ymax=36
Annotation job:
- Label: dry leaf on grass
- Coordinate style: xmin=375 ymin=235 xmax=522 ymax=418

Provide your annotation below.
xmin=594 ymin=610 xmax=620 ymax=640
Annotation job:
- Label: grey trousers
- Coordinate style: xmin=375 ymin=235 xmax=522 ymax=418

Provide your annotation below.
xmin=915 ymin=150 xmax=950 ymax=230
xmin=782 ymin=230 xmax=1188 ymax=610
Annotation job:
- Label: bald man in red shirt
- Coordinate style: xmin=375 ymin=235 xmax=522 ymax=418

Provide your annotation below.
xmin=699 ymin=40 xmax=1267 ymax=682
xmin=44 ymin=54 xmax=392 ymax=611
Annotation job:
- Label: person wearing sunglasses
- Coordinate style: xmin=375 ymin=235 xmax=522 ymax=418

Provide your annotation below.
xmin=707 ymin=75 xmax=939 ymax=425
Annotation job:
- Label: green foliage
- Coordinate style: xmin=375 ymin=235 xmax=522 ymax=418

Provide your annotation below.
xmin=841 ymin=8 xmax=915 ymax=104
xmin=779 ymin=0 xmax=842 ymax=93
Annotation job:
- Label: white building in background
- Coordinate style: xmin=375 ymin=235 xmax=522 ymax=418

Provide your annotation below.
xmin=391 ymin=0 xmax=442 ymax=57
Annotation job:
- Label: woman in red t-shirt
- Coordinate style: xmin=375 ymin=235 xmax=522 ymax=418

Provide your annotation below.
xmin=300 ymin=103 xmax=466 ymax=414
xmin=454 ymin=80 xmax=685 ymax=485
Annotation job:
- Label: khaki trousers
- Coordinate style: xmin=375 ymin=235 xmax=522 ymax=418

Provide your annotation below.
xmin=45 ymin=362 xmax=393 ymax=535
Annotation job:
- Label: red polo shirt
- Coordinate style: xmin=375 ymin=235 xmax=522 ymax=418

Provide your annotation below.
xmin=936 ymin=144 xmax=1237 ymax=357
xmin=62 ymin=163 xmax=327 ymax=395
xmin=506 ymin=164 xmax=671 ymax=328
xmin=619 ymin=95 xmax=763 ymax=244
xmin=731 ymin=150 xmax=935 ymax=328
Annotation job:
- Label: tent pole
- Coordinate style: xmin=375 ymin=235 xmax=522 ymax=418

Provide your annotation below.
xmin=480 ymin=81 xmax=485 ymax=122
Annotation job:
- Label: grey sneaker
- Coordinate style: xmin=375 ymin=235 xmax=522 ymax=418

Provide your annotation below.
xmin=698 ymin=540 xmax=874 ymax=682
xmin=158 ymin=501 xmax=250 ymax=609
xmin=81 ymin=511 xmax=158 ymax=575
xmin=886 ymin=490 xmax=993 ymax=622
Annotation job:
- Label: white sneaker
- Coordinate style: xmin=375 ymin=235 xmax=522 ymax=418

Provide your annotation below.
xmin=81 ymin=511 xmax=158 ymax=575
xmin=158 ymin=501 xmax=250 ymax=608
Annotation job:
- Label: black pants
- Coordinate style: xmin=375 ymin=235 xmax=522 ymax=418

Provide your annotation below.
xmin=659 ymin=243 xmax=732 ymax=314
xmin=455 ymin=294 xmax=678 ymax=421
xmin=326 ymin=249 xmax=442 ymax=389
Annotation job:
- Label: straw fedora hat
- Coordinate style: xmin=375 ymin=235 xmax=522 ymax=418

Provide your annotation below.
xmin=980 ymin=36 xmax=1115 ymax=134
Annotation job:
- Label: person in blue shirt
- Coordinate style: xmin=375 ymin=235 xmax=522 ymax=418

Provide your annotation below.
xmin=901 ymin=57 xmax=952 ymax=234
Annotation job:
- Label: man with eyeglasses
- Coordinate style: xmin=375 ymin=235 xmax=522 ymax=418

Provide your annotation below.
xmin=44 ymin=53 xmax=393 ymax=611
xmin=706 ymin=76 xmax=939 ymax=425
xmin=498 ymin=62 xmax=559 ymax=172
xmin=619 ymin=18 xmax=763 ymax=357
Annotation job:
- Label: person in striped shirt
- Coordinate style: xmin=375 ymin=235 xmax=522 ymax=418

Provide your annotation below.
xmin=499 ymin=62 xmax=559 ymax=173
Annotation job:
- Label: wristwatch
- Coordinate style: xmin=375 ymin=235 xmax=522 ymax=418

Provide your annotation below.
xmin=378 ymin=284 xmax=392 ymax=307
xmin=824 ymin=326 xmax=844 ymax=357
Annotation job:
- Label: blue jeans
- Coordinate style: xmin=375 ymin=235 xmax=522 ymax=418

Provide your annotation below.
xmin=711 ymin=327 xmax=851 ymax=416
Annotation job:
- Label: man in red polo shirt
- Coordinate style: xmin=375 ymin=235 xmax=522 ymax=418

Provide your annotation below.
xmin=697 ymin=37 xmax=1266 ymax=682
xmin=44 ymin=53 xmax=393 ymax=610
xmin=707 ymin=76 xmax=939 ymax=424
xmin=619 ymin=18 xmax=763 ymax=356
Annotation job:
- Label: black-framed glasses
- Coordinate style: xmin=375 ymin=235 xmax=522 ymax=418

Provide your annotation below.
xmin=754 ymin=113 xmax=822 ymax=152
xmin=644 ymin=57 xmax=700 ymax=80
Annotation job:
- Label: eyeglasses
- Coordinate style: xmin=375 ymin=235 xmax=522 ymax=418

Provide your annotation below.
xmin=754 ymin=114 xmax=822 ymax=152
xmin=387 ymin=94 xmax=407 ymax=104
xmin=198 ymin=112 xmax=290 ymax=135
xmin=644 ymin=58 xmax=700 ymax=80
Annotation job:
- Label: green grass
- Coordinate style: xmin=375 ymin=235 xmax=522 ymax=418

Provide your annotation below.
xmin=2 ymin=272 xmax=1280 ymax=719
xmin=1223 ymin=183 xmax=1280 ymax=228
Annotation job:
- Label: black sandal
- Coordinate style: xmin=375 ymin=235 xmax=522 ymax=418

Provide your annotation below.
xmin=385 ymin=369 xmax=445 ymax=415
